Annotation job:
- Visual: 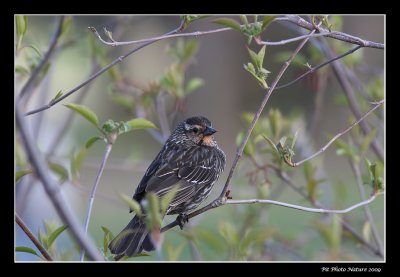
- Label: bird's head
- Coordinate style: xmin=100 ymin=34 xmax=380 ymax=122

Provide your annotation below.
xmin=173 ymin=116 xmax=218 ymax=147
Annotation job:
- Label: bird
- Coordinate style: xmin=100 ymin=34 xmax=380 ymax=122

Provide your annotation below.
xmin=108 ymin=116 xmax=226 ymax=260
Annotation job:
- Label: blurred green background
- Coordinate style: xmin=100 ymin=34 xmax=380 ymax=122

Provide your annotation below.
xmin=15 ymin=15 xmax=384 ymax=261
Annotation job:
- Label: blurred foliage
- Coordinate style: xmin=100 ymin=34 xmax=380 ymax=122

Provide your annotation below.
xmin=15 ymin=15 xmax=384 ymax=262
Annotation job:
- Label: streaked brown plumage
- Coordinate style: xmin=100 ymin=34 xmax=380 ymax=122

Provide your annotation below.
xmin=108 ymin=116 xmax=226 ymax=259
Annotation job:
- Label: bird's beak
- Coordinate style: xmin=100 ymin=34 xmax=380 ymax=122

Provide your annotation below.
xmin=203 ymin=126 xmax=217 ymax=136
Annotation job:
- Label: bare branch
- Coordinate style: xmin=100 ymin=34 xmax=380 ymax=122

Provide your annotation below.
xmin=18 ymin=16 xmax=65 ymax=103
xmin=15 ymin=213 xmax=53 ymax=261
xmin=25 ymin=19 xmax=186 ymax=117
xmin=80 ymin=143 xmax=113 ymax=261
xmin=89 ymin=25 xmax=231 ymax=46
xmin=288 ymin=100 xmax=384 ymax=167
xmin=275 ymin=45 xmax=363 ymax=90
xmin=16 ymin=104 xmax=104 ymax=261
xmin=226 ymin=193 xmax=382 ymax=214
xmin=278 ymin=15 xmax=384 ymax=49
xmin=255 ymin=31 xmax=341 ymax=46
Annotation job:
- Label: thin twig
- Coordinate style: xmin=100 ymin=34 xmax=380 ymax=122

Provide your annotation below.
xmin=18 ymin=16 xmax=65 ymax=103
xmin=90 ymin=17 xmax=383 ymax=49
xmin=288 ymin=100 xmax=384 ymax=167
xmin=15 ymin=213 xmax=53 ymax=261
xmin=255 ymin=31 xmax=341 ymax=46
xmin=80 ymin=143 xmax=112 ymax=261
xmin=349 ymin=159 xmax=384 ymax=254
xmin=161 ymin=28 xmax=317 ymax=233
xmin=89 ymin=25 xmax=231 ymax=46
xmin=25 ymin=19 xmax=186 ymax=117
xmin=226 ymin=193 xmax=381 ymax=213
xmin=278 ymin=15 xmax=384 ymax=49
xmin=275 ymin=45 xmax=363 ymax=90
xmin=16 ymin=104 xmax=103 ymax=261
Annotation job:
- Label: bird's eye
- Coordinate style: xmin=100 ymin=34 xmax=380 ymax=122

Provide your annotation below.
xmin=192 ymin=127 xmax=199 ymax=134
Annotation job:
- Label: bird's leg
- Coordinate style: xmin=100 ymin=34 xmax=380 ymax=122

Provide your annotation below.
xmin=176 ymin=213 xmax=189 ymax=230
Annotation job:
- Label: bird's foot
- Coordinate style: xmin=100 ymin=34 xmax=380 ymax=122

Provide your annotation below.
xmin=177 ymin=213 xmax=189 ymax=230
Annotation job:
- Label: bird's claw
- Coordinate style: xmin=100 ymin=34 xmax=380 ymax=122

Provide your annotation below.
xmin=177 ymin=213 xmax=189 ymax=230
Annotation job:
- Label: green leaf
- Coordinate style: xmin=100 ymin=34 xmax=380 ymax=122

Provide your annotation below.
xmin=185 ymin=78 xmax=204 ymax=94
xmin=125 ymin=118 xmax=157 ymax=130
xmin=192 ymin=228 xmax=224 ymax=252
xmin=110 ymin=94 xmax=135 ymax=109
xmin=244 ymin=62 xmax=256 ymax=74
xmin=71 ymin=147 xmax=87 ymax=179
xmin=38 ymin=228 xmax=47 ymax=247
xmin=262 ymin=16 xmax=275 ymax=31
xmin=218 ymin=222 xmax=239 ymax=247
xmin=103 ymin=27 xmax=113 ymax=41
xmin=25 ymin=44 xmax=42 ymax=57
xmin=236 ymin=131 xmax=255 ymax=157
xmin=61 ymin=16 xmax=73 ymax=36
xmin=362 ymin=221 xmax=371 ymax=242
xmin=262 ymin=135 xmax=279 ymax=154
xmin=331 ymin=215 xmax=342 ymax=252
xmin=16 ymin=15 xmax=27 ymax=49
xmin=101 ymin=226 xmax=115 ymax=239
xmin=47 ymin=225 xmax=68 ymax=249
xmin=257 ymin=46 xmax=266 ymax=68
xmin=15 ymin=169 xmax=33 ymax=182
xmin=165 ymin=241 xmax=186 ymax=261
xmin=101 ymin=226 xmax=115 ymax=256
xmin=247 ymin=47 xmax=260 ymax=69
xmin=48 ymin=162 xmax=68 ymax=182
xmin=212 ymin=18 xmax=241 ymax=31
xmin=360 ymin=129 xmax=377 ymax=156
xmin=15 ymin=65 xmax=30 ymax=76
xmin=291 ymin=130 xmax=299 ymax=149
xmin=85 ymin=136 xmax=102 ymax=149
xmin=160 ymin=185 xmax=179 ymax=214
xmin=119 ymin=194 xmax=142 ymax=217
xmin=64 ymin=103 xmax=99 ymax=128
xmin=50 ymin=90 xmax=63 ymax=104
xmin=274 ymin=51 xmax=307 ymax=68
xmin=239 ymin=15 xmax=248 ymax=25
xmin=16 ymin=16 xmax=27 ymax=37
xmin=146 ymin=192 xmax=162 ymax=229
xmin=269 ymin=109 xmax=282 ymax=140
xmin=16 ymin=246 xmax=41 ymax=258
xmin=303 ymin=162 xmax=315 ymax=182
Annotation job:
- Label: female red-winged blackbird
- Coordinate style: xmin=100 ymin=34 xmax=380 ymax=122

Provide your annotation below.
xmin=109 ymin=116 xmax=226 ymax=259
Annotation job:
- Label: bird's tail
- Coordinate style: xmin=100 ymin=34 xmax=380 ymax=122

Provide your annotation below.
xmin=108 ymin=215 xmax=155 ymax=260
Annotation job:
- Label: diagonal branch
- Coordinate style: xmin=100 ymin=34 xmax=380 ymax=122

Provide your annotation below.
xmin=24 ymin=19 xmax=186 ymax=117
xmin=80 ymin=143 xmax=113 ymax=261
xmin=275 ymin=45 xmax=363 ymax=90
xmin=287 ymin=100 xmax=384 ymax=167
xmin=16 ymin=104 xmax=104 ymax=261
xmin=278 ymin=15 xmax=384 ymax=49
xmin=15 ymin=213 xmax=53 ymax=261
